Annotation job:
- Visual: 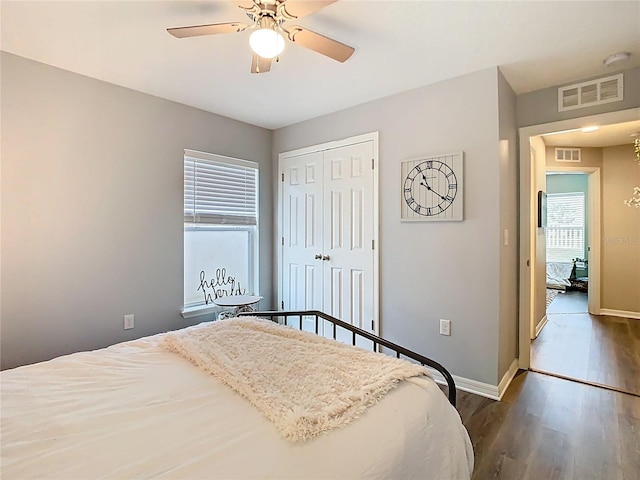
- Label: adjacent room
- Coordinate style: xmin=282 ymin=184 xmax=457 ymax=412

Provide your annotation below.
xmin=531 ymin=123 xmax=640 ymax=396
xmin=2 ymin=1 xmax=639 ymax=479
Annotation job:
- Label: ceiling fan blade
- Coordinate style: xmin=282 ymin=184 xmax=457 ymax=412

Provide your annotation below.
xmin=287 ymin=26 xmax=354 ymax=62
xmin=167 ymin=22 xmax=250 ymax=38
xmin=279 ymin=0 xmax=337 ymax=20
xmin=251 ymin=53 xmax=272 ymax=74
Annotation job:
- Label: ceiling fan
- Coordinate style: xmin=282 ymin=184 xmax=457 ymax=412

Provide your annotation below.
xmin=167 ymin=0 xmax=355 ymax=74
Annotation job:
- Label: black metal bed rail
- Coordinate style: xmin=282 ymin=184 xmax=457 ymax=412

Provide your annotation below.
xmin=239 ymin=309 xmax=456 ymax=407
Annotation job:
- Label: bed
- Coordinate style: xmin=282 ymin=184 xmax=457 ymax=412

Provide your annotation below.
xmin=546 ymin=261 xmax=574 ymax=290
xmin=1 ymin=310 xmax=473 ymax=479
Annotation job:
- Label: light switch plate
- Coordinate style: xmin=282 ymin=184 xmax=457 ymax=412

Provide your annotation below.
xmin=440 ymin=319 xmax=451 ymax=336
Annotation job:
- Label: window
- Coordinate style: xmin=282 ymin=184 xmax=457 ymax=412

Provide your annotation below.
xmin=184 ymin=150 xmax=258 ymax=309
xmin=545 ymin=192 xmax=585 ymax=263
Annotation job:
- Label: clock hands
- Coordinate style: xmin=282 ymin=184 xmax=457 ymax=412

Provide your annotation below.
xmin=420 ymin=173 xmax=447 ymax=200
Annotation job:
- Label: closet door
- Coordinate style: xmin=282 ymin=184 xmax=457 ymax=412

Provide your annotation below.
xmin=281 ymin=151 xmax=324 ymax=330
xmin=322 ymin=141 xmax=375 ymax=334
xmin=280 ymin=133 xmax=378 ymax=337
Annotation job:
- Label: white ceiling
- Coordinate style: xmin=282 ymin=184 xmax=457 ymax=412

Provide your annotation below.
xmin=1 ymin=1 xmax=639 ymax=130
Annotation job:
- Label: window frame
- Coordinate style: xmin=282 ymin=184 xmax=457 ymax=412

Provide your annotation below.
xmin=182 ymin=150 xmax=259 ymax=317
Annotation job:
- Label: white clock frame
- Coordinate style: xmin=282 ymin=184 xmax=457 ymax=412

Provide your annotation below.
xmin=400 ymin=152 xmax=464 ymax=222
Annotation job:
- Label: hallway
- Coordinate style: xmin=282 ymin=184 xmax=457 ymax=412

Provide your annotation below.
xmin=532 ymin=291 xmax=640 ymax=396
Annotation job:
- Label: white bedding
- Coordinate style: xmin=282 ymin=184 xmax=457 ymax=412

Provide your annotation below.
xmin=1 ymin=322 xmax=474 ymax=479
xmin=546 ymin=261 xmax=573 ymax=290
xmin=162 ymin=317 xmax=432 ymax=441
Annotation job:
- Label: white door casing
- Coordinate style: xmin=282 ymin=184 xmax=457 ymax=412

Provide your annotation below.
xmin=278 ymin=132 xmax=379 ymax=336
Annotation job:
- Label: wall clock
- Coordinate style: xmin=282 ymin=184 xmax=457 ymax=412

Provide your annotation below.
xmin=400 ymin=152 xmax=464 ymax=221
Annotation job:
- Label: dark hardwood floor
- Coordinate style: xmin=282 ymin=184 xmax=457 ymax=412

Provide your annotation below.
xmin=532 ymin=291 xmax=640 ymax=395
xmin=456 ymin=370 xmax=640 ymax=480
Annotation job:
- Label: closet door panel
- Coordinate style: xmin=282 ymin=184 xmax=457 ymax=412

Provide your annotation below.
xmin=322 ymin=141 xmax=375 ymax=333
xmin=281 ymin=151 xmax=324 ymax=331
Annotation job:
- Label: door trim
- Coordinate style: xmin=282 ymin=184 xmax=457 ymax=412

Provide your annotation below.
xmin=277 ymin=131 xmax=380 ymax=333
xmin=518 ymin=107 xmax=640 ymax=370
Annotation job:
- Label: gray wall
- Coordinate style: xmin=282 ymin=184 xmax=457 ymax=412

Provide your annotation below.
xmin=497 ymin=70 xmax=519 ymax=379
xmin=517 ymin=67 xmax=640 ymax=128
xmin=274 ymin=67 xmax=512 ymax=386
xmin=0 ymin=53 xmax=273 ymax=369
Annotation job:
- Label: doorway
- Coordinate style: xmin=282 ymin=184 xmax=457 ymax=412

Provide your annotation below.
xmin=518 ymin=107 xmax=640 ymax=395
xmin=532 ymin=168 xmax=594 ymax=385
xmin=543 ymin=170 xmax=591 ymax=317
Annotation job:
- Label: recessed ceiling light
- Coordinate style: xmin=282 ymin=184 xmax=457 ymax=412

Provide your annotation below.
xmin=603 ymin=52 xmax=631 ymax=68
xmin=540 ymin=128 xmax=581 ymax=136
xmin=582 ymin=126 xmax=600 ymax=133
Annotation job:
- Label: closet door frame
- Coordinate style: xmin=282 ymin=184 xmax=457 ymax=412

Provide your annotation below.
xmin=277 ymin=131 xmax=380 ymax=334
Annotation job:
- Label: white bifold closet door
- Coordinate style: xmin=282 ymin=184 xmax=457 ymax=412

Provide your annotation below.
xmin=281 ymin=139 xmax=376 ymax=337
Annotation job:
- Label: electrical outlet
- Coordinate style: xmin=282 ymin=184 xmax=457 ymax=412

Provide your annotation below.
xmin=123 ymin=314 xmax=135 ymax=330
xmin=440 ymin=319 xmax=451 ymax=336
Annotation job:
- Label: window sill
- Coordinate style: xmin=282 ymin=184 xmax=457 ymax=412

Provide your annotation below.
xmin=181 ymin=304 xmax=219 ymax=319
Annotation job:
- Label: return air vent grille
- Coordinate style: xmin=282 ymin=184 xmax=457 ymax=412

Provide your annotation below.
xmin=558 ymin=74 xmax=623 ymax=112
xmin=555 ymin=148 xmax=581 ymax=162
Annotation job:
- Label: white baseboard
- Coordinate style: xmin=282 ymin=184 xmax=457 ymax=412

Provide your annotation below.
xmin=599 ymin=308 xmax=640 ymax=320
xmin=427 ymin=359 xmax=519 ymax=401
xmin=498 ymin=359 xmax=519 ymax=399
xmin=534 ymin=314 xmax=548 ymax=338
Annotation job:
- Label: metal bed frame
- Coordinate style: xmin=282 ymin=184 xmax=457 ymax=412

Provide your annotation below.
xmin=239 ymin=309 xmax=457 ymax=407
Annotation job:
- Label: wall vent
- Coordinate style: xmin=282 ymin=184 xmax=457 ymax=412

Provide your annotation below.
xmin=555 ymin=148 xmax=581 ymax=162
xmin=558 ymin=74 xmax=623 ymax=112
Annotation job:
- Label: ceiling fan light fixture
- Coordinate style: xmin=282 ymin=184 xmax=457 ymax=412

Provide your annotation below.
xmin=168 ymin=1 xmax=354 ymax=72
xmin=249 ymin=26 xmax=284 ymax=59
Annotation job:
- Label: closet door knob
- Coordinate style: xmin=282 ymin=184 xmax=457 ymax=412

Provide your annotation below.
xmin=322 ymin=255 xmax=330 ymax=261
xmin=314 ymin=254 xmax=322 ymax=260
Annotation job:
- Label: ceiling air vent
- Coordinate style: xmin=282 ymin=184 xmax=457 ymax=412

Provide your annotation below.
xmin=555 ymin=148 xmax=581 ymax=162
xmin=558 ymin=74 xmax=623 ymax=112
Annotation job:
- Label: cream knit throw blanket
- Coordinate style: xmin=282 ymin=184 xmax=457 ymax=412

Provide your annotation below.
xmin=162 ymin=317 xmax=430 ymax=441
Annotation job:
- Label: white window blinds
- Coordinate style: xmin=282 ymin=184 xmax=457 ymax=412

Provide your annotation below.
xmin=546 ymin=192 xmax=585 ymax=263
xmin=184 ymin=150 xmax=258 ymax=226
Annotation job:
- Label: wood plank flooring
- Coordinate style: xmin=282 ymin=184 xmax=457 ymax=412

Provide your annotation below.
xmin=456 ymin=370 xmax=640 ymax=480
xmin=545 ymin=290 xmax=589 ymax=314
xmin=532 ymin=292 xmax=640 ymax=395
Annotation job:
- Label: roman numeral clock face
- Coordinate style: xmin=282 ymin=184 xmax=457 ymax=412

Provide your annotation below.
xmin=401 ymin=154 xmax=464 ymax=221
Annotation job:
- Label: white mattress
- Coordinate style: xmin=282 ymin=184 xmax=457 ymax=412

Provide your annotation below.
xmin=1 ymin=325 xmax=474 ymax=479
